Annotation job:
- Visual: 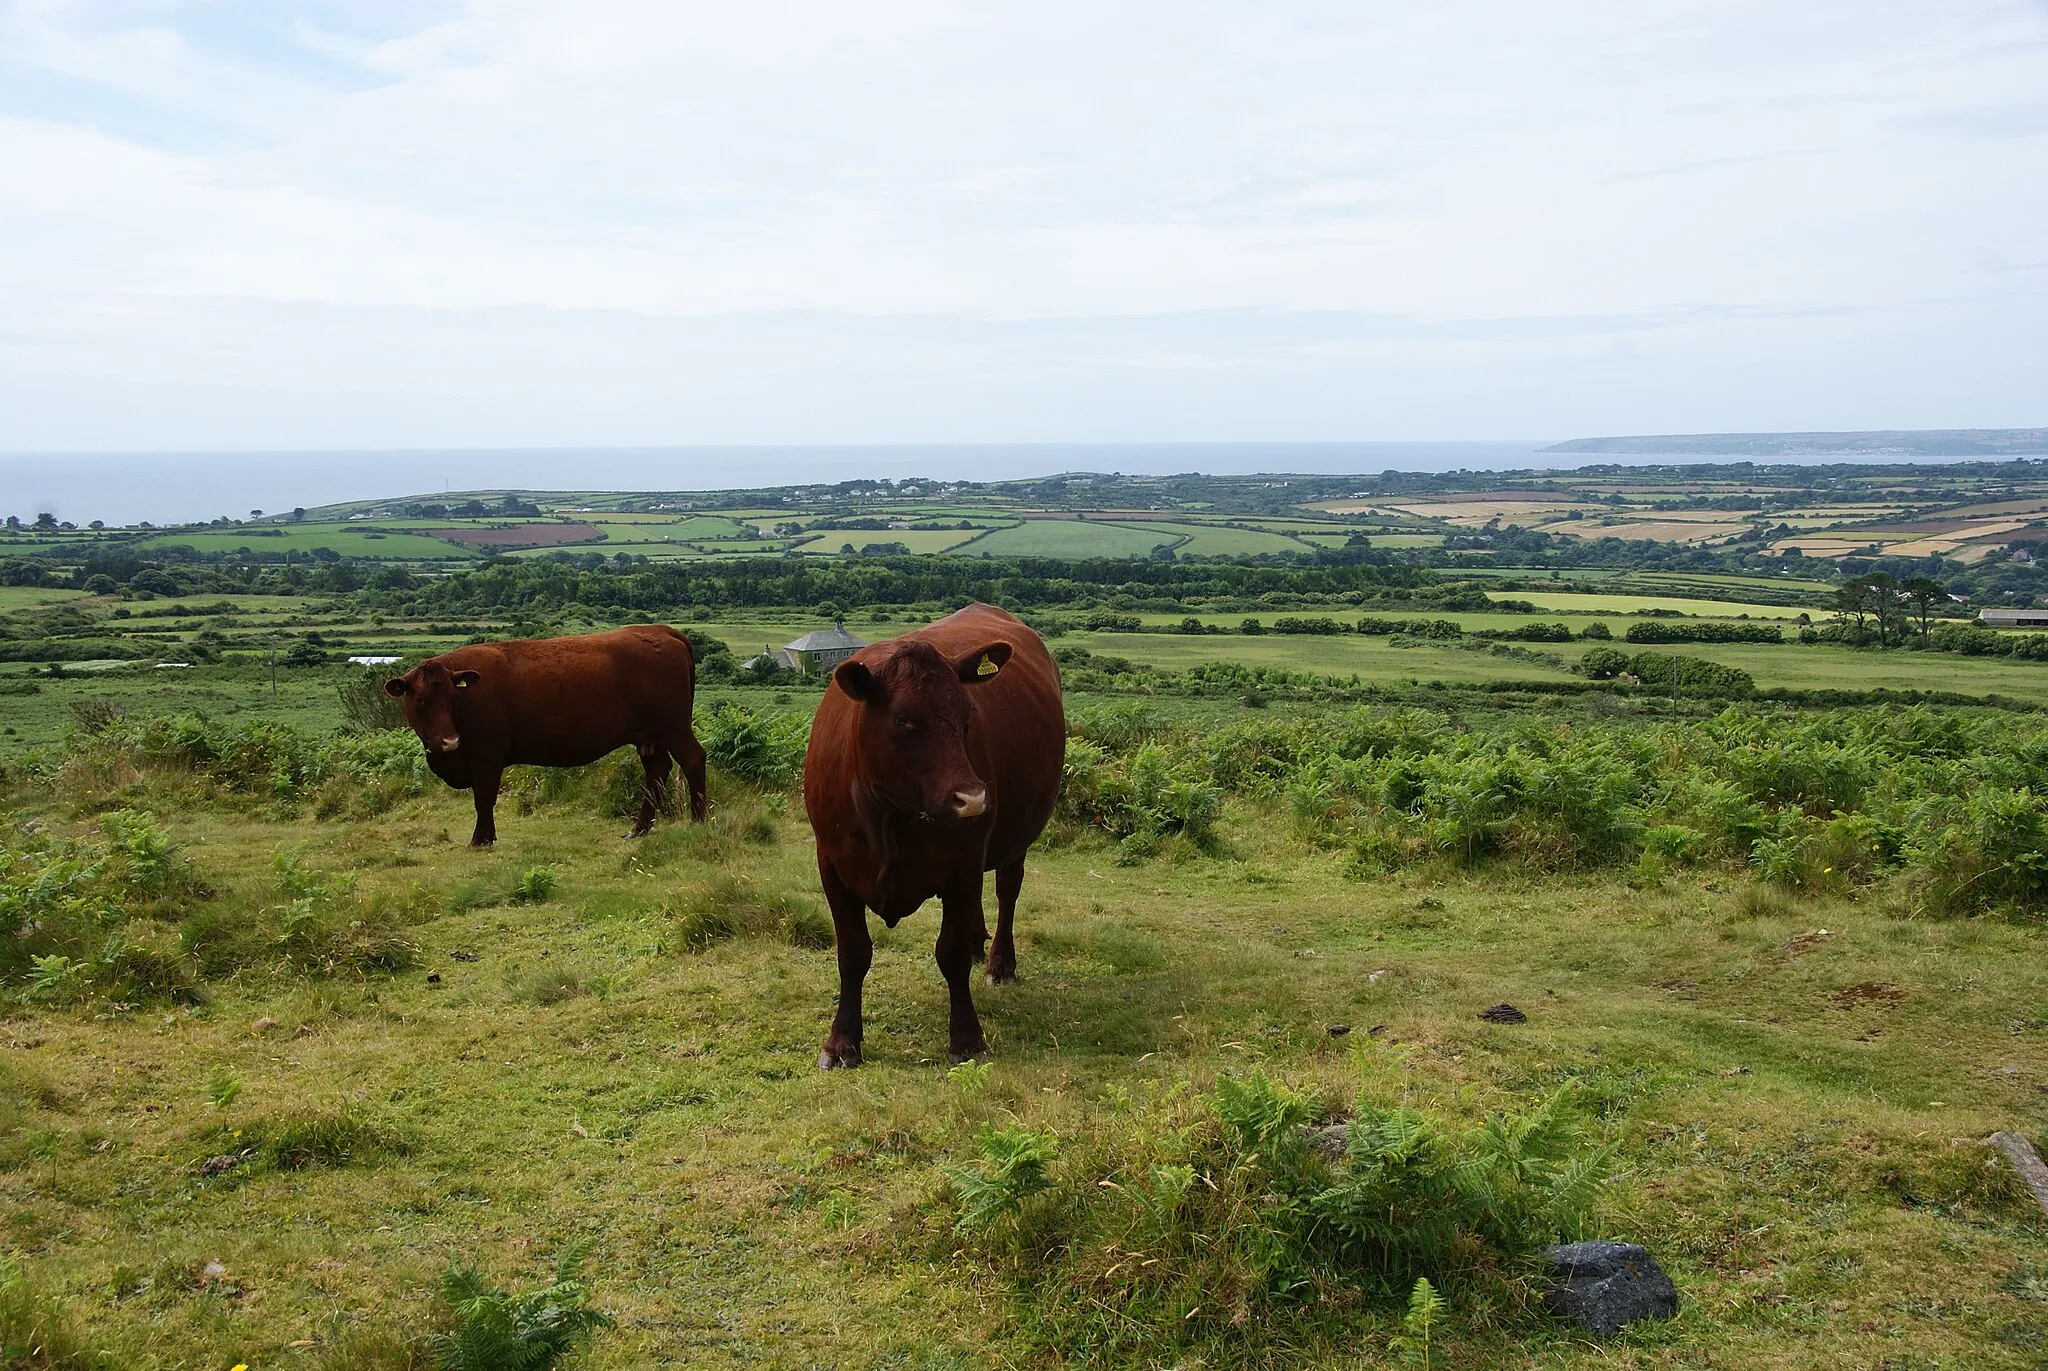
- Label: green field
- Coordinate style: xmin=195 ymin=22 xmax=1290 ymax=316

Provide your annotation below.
xmin=585 ymin=515 xmax=755 ymax=545
xmin=799 ymin=527 xmax=994 ymax=555
xmin=966 ymin=520 xmax=1176 ymax=558
xmin=0 ymin=586 xmax=89 ymax=608
xmin=134 ymin=526 xmax=474 ymax=559
xmin=1504 ymin=591 xmax=1809 ymax=619
xmin=1102 ymin=521 xmax=1314 ymax=557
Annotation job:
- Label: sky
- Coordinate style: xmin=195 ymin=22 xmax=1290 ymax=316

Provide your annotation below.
xmin=1 ymin=0 xmax=2045 ymax=465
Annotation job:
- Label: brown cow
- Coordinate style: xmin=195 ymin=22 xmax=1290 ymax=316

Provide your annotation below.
xmin=383 ymin=626 xmax=709 ymax=846
xmin=803 ymin=603 xmax=1064 ymax=1068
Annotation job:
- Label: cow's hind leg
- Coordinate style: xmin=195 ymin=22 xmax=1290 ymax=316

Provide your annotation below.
xmin=470 ymin=766 xmax=502 ymax=847
xmin=818 ymin=861 xmax=871 ymax=1070
xmin=938 ymin=882 xmax=991 ymax=1064
xmin=672 ymin=732 xmax=709 ymax=822
xmin=985 ymin=859 xmax=1023 ymax=984
xmin=629 ymin=743 xmax=672 ymax=837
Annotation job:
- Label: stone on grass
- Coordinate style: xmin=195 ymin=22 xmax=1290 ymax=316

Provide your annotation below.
xmin=1542 ymin=1241 xmax=1678 ymax=1337
xmin=1304 ymin=1124 xmax=1351 ymax=1161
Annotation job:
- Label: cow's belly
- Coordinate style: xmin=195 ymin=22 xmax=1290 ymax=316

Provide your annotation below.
xmin=506 ymin=732 xmax=644 ymax=769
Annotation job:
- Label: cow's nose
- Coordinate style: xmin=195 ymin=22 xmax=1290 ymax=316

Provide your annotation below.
xmin=437 ymin=735 xmax=461 ymax=752
xmin=951 ymin=788 xmax=988 ymax=818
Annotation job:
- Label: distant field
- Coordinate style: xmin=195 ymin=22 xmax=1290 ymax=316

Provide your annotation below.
xmin=1062 ymin=628 xmax=2048 ymax=702
xmin=134 ymin=525 xmax=473 ymax=559
xmin=967 ymin=519 xmax=1174 ymax=558
xmin=1103 ymin=521 xmax=1312 ymax=557
xmin=587 ymin=515 xmax=756 ymax=543
xmin=0 ymin=586 xmax=89 ymax=608
xmin=801 ymin=528 xmax=991 ymax=554
xmin=1504 ymin=591 xmax=1808 ymax=619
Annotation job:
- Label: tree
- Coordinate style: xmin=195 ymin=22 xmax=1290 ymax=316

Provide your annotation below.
xmin=32 ymin=513 xmax=57 ymax=531
xmin=250 ymin=509 xmax=263 ymax=518
xmin=1901 ymin=577 xmax=1950 ymax=647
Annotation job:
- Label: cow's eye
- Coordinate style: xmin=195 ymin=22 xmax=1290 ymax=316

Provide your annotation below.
xmin=894 ymin=716 xmax=918 ymax=731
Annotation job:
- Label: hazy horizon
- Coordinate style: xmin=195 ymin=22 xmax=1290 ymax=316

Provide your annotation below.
xmin=9 ymin=439 xmax=2048 ymax=527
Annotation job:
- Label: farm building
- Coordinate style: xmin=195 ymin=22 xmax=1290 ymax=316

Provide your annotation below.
xmin=742 ymin=623 xmax=870 ymax=674
xmin=1978 ymin=609 xmax=2048 ymax=629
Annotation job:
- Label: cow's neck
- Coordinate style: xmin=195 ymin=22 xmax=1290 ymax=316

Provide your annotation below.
xmin=847 ymin=778 xmax=954 ymax=916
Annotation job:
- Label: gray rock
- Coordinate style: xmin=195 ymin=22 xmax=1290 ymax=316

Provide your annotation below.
xmin=1542 ymin=1241 xmax=1678 ymax=1337
xmin=1303 ymin=1123 xmax=1351 ymax=1161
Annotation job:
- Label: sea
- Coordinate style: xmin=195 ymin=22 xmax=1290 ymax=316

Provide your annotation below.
xmin=0 ymin=440 xmax=1999 ymax=528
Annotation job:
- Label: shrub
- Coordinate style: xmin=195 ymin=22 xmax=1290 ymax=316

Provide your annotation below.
xmin=1624 ymin=621 xmax=1782 ymax=644
xmin=0 ymin=813 xmax=205 ymax=1005
xmin=511 ymin=866 xmax=558 ymax=903
xmin=337 ymin=667 xmax=409 ymax=731
xmin=943 ymin=1126 xmax=1059 ymax=1236
xmin=960 ymin=1069 xmax=1615 ymax=1362
xmin=697 ymin=702 xmax=809 ymax=786
xmin=426 ymin=1242 xmax=612 ymax=1371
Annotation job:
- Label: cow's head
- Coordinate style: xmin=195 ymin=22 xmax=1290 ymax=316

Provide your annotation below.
xmin=383 ymin=660 xmax=480 ymax=754
xmin=833 ymin=638 xmax=1012 ymax=821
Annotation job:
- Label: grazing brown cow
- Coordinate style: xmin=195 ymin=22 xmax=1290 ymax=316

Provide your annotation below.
xmin=384 ymin=626 xmax=708 ymax=846
xmin=804 ymin=603 xmax=1064 ymax=1068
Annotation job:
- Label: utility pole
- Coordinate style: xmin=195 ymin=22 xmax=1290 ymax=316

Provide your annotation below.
xmin=269 ymin=643 xmax=278 ymax=700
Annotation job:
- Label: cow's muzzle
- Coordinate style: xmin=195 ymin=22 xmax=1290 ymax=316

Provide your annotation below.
xmin=432 ymin=735 xmax=461 ymax=753
xmin=950 ymin=788 xmax=988 ymax=819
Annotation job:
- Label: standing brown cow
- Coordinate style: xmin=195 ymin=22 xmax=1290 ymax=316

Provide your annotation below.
xmin=383 ymin=625 xmax=709 ymax=846
xmin=804 ymin=603 xmax=1065 ymax=1068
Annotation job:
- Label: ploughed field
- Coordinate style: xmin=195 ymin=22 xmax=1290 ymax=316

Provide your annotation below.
xmin=2 ymin=695 xmax=2047 ymax=1368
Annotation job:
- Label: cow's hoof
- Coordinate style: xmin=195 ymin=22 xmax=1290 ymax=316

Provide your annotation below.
xmin=984 ymin=962 xmax=1017 ymax=985
xmin=949 ymin=1048 xmax=992 ymax=1066
xmin=469 ymin=839 xmax=495 ymax=849
xmin=818 ymin=1046 xmax=862 ymax=1070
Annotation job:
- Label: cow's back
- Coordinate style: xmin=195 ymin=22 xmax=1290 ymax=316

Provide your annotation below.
xmin=440 ymin=626 xmax=695 ymax=766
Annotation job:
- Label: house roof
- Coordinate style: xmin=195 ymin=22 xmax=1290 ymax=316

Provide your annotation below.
xmin=784 ymin=625 xmax=868 ymax=652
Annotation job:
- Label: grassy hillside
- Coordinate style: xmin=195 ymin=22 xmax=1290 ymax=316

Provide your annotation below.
xmin=1 ymin=697 xmax=2045 ymax=1367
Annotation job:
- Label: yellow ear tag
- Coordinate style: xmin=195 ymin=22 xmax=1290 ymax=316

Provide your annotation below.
xmin=977 ymin=654 xmax=998 ymax=677
xmin=455 ymin=679 xmax=469 ymax=689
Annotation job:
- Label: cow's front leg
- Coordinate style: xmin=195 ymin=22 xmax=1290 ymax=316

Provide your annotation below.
xmin=818 ymin=860 xmax=871 ymax=1070
xmin=469 ymin=766 xmax=502 ymax=847
xmin=937 ymin=880 xmax=990 ymax=1064
xmin=985 ymin=859 xmax=1023 ymax=984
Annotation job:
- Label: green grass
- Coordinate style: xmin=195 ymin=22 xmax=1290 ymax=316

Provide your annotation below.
xmin=1502 ymin=592 xmax=1809 ymax=619
xmin=133 ymin=525 xmax=474 ymax=559
xmin=966 ymin=520 xmax=1177 ymax=558
xmin=799 ymin=528 xmax=995 ymax=554
xmin=586 ymin=516 xmax=755 ymax=545
xmin=1067 ymin=630 xmax=1579 ymax=685
xmin=0 ymin=587 xmax=90 ymax=609
xmin=1100 ymin=521 xmax=1314 ymax=557
xmin=1 ymin=749 xmax=2045 ymax=1366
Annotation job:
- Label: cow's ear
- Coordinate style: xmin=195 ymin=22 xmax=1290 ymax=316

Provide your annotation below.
xmin=383 ymin=677 xmax=409 ymax=698
xmin=451 ymin=670 xmax=481 ymax=690
xmin=955 ymin=641 xmax=1012 ymax=684
xmin=835 ymin=660 xmax=876 ymax=701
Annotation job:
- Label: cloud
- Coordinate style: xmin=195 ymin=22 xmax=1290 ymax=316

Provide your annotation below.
xmin=0 ymin=0 xmax=2044 ymax=449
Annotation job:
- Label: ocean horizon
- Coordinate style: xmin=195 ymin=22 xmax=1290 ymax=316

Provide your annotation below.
xmin=0 ymin=439 xmax=2017 ymax=527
